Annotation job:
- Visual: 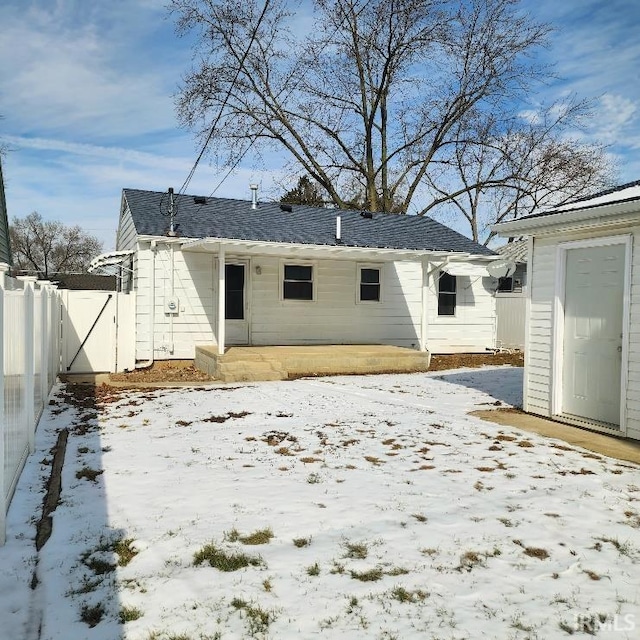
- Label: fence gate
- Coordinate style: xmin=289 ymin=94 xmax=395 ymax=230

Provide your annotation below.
xmin=61 ymin=291 xmax=135 ymax=373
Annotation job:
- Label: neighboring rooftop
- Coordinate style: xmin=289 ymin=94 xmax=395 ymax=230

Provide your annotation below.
xmin=50 ymin=274 xmax=117 ymax=291
xmin=122 ymin=188 xmax=494 ymax=256
xmin=495 ymin=239 xmax=527 ymax=263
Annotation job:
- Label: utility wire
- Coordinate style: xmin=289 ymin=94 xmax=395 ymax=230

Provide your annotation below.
xmin=194 ymin=0 xmax=374 ymax=198
xmin=178 ymin=0 xmax=272 ymax=195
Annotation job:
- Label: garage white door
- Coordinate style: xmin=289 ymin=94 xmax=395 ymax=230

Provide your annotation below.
xmin=562 ymin=243 xmax=625 ymax=426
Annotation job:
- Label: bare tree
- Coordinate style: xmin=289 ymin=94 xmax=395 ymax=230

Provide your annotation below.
xmin=171 ymin=0 xmax=613 ymax=230
xmin=10 ymin=212 xmax=103 ymax=279
xmin=427 ymin=101 xmax=613 ymax=243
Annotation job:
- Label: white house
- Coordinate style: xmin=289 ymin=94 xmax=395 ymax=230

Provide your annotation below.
xmin=493 ymin=180 xmax=640 ymax=441
xmin=93 ymin=187 xmax=506 ymax=366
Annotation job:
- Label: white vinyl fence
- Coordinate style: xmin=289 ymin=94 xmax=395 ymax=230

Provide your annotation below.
xmin=495 ymin=293 xmax=526 ymax=350
xmin=0 ymin=270 xmax=61 ymax=544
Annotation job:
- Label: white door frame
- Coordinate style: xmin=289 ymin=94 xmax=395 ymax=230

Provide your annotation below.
xmin=551 ymin=234 xmax=632 ymax=435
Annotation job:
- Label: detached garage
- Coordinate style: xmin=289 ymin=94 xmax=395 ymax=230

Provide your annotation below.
xmin=493 ymin=181 xmax=640 ymax=441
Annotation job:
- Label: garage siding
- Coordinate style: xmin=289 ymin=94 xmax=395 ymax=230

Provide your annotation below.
xmin=525 ymin=226 xmax=640 ymax=440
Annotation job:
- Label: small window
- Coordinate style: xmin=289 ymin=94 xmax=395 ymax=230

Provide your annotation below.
xmin=283 ymin=264 xmax=313 ymax=300
xmin=497 ymin=276 xmax=513 ymax=292
xmin=359 ymin=266 xmax=381 ymax=302
xmin=438 ymin=271 xmax=456 ymax=316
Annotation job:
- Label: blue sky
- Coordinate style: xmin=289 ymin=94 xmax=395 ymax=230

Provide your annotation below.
xmin=1 ymin=0 xmax=639 ymax=251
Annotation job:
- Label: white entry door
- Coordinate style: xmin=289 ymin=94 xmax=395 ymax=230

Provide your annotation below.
xmin=225 ymin=262 xmax=249 ymax=345
xmin=562 ymin=243 xmax=625 ymax=426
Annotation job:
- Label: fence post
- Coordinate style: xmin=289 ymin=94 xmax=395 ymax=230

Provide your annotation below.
xmin=39 ymin=282 xmax=51 ymax=403
xmin=52 ymin=288 xmax=60 ymax=380
xmin=18 ymin=277 xmax=37 ymax=454
xmin=0 ymin=263 xmax=8 ymax=545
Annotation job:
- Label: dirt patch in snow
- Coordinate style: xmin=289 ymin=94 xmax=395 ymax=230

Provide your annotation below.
xmin=106 ymin=352 xmax=523 ymax=384
xmin=428 ymin=352 xmax=523 ymax=370
xmin=109 ymin=361 xmax=214 ymax=384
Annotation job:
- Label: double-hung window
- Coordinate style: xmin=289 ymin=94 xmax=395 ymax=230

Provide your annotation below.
xmin=437 ymin=271 xmax=456 ymax=316
xmin=358 ymin=265 xmax=381 ymax=303
xmin=283 ymin=264 xmax=314 ymax=300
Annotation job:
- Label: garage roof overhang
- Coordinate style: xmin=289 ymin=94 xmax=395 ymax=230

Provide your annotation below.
xmin=492 ymin=198 xmax=640 ymax=237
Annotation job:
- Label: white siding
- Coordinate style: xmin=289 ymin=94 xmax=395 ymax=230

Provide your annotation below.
xmin=525 ymin=237 xmax=556 ymax=416
xmin=427 ymin=274 xmax=496 ymax=354
xmin=525 ymin=225 xmax=640 ymax=441
xmin=250 ymin=258 xmax=422 ymax=348
xmin=131 ymin=246 xmax=497 ymax=360
xmin=116 ymin=204 xmax=137 ymax=251
xmin=135 ymin=243 xmax=215 ymax=360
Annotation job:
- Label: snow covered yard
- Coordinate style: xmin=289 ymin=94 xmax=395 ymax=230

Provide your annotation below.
xmin=2 ymin=366 xmax=640 ymax=640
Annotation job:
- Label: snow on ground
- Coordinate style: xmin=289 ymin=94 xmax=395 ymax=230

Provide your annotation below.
xmin=1 ymin=366 xmax=640 ymax=640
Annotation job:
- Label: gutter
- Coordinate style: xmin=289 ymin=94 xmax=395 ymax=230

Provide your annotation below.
xmin=492 ymin=199 xmax=640 ymax=236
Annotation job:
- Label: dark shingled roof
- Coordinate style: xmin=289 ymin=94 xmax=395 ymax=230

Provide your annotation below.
xmin=123 ymin=188 xmax=494 ymax=256
xmin=51 ymin=274 xmax=117 ymax=291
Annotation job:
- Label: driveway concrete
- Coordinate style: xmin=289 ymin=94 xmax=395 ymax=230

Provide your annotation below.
xmin=472 ymin=408 xmax=640 ymax=465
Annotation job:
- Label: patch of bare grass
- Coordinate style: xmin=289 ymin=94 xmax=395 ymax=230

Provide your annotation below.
xmin=513 ymin=540 xmax=549 ymax=560
xmin=293 ymin=537 xmax=312 ymax=548
xmin=80 ymin=603 xmax=105 ymax=628
xmin=113 ymin=538 xmax=139 ymax=566
xmin=230 ymin=598 xmax=275 ymax=636
xmin=342 ymin=540 xmax=369 ymax=560
xmin=75 ymin=466 xmax=103 ymax=482
xmin=350 ymin=567 xmax=383 ymax=582
xmin=193 ymin=543 xmax=264 ymax=571
xmin=119 ymin=605 xmax=143 ymax=623
xmin=391 ymin=586 xmax=428 ymax=603
xmin=225 ymin=527 xmax=274 ymax=545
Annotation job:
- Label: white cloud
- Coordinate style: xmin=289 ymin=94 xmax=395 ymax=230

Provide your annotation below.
xmin=2 ymin=133 xmax=288 ymax=251
xmin=2 ymin=135 xmax=191 ymax=172
xmin=592 ymin=94 xmax=638 ymax=144
xmin=0 ymin=1 xmax=181 ymax=139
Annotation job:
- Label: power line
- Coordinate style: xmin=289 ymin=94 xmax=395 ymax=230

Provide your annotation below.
xmin=191 ymin=0 xmax=375 ymax=198
xmin=178 ymin=0 xmax=272 ymax=196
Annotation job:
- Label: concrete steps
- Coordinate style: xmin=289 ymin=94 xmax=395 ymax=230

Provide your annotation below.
xmin=195 ymin=345 xmax=431 ymax=383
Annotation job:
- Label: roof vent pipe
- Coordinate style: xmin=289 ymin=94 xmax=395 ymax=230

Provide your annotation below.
xmin=250 ymin=184 xmax=259 ymax=209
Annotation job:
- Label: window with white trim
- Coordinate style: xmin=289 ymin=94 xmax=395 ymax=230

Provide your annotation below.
xmin=438 ymin=271 xmax=456 ymax=316
xmin=358 ymin=265 xmax=381 ymax=302
xmin=283 ymin=263 xmax=314 ymax=300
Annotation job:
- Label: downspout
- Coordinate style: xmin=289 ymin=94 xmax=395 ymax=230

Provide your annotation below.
xmin=169 ymin=242 xmax=175 ymax=355
xmin=136 ymin=240 xmax=157 ymax=368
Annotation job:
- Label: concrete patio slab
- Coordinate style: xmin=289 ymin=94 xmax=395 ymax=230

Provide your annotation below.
xmin=472 ymin=408 xmax=640 ymax=465
xmin=195 ymin=344 xmax=431 ymax=382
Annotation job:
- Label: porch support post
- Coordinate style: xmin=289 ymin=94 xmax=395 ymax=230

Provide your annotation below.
xmin=217 ymin=244 xmax=226 ymax=356
xmin=419 ymin=258 xmax=429 ymax=352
